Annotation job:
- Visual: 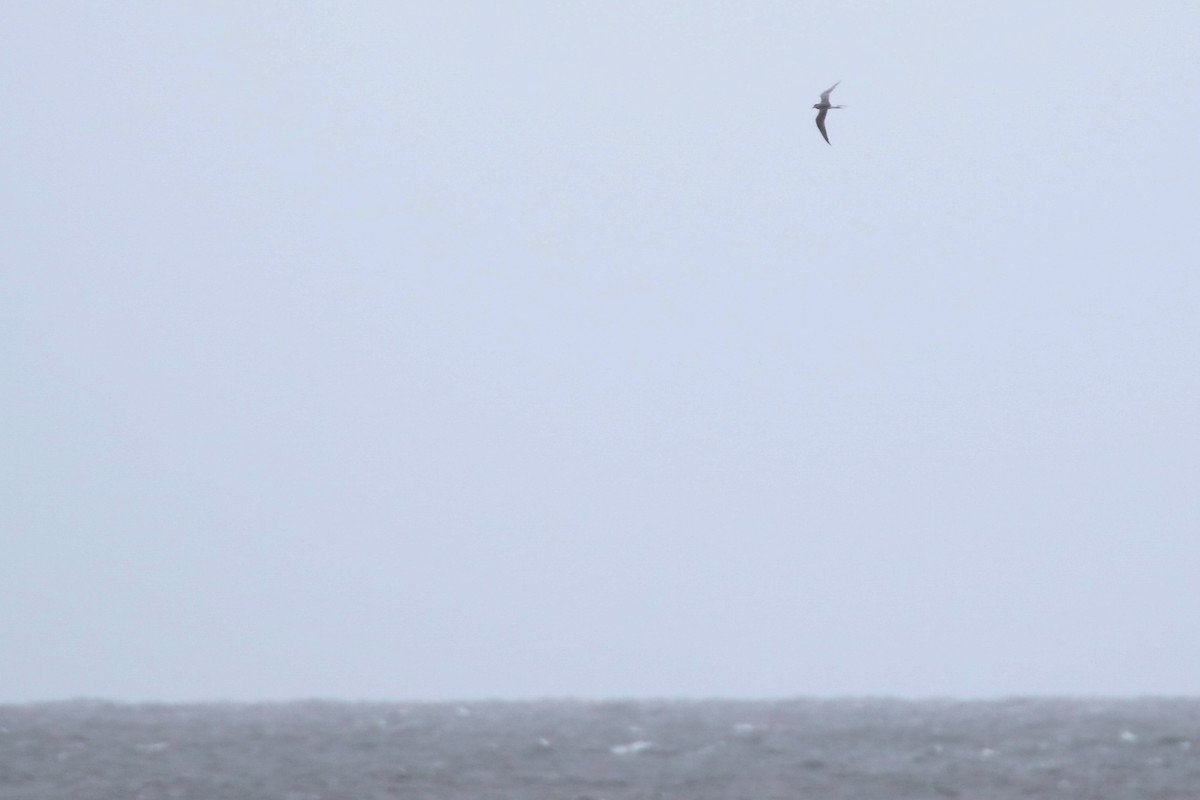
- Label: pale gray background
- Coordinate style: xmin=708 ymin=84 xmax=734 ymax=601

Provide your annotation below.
xmin=3 ymin=1 xmax=1198 ymax=703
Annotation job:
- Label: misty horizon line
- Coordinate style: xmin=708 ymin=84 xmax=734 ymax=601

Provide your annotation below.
xmin=6 ymin=693 xmax=1196 ymax=708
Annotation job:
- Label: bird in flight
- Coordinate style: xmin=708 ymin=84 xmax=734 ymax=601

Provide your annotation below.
xmin=813 ymin=81 xmax=846 ymax=145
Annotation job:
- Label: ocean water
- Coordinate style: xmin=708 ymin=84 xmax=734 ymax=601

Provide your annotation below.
xmin=2 ymin=698 xmax=1198 ymax=799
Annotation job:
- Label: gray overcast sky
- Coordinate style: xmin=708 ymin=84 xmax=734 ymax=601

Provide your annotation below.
xmin=3 ymin=1 xmax=1198 ymax=703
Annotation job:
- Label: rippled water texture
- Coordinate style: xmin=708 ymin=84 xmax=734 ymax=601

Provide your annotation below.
xmin=3 ymin=698 xmax=1198 ymax=799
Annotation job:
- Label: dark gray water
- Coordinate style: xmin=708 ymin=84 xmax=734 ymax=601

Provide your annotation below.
xmin=3 ymin=698 xmax=1198 ymax=799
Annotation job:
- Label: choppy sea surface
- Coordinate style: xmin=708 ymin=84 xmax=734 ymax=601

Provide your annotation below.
xmin=2 ymin=698 xmax=1199 ymax=799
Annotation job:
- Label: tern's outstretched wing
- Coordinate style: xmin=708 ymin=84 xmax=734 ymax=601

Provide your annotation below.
xmin=815 ymin=108 xmax=831 ymax=144
xmin=819 ymin=80 xmax=841 ymax=103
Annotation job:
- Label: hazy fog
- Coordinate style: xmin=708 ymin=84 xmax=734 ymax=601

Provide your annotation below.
xmin=3 ymin=1 xmax=1198 ymax=702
